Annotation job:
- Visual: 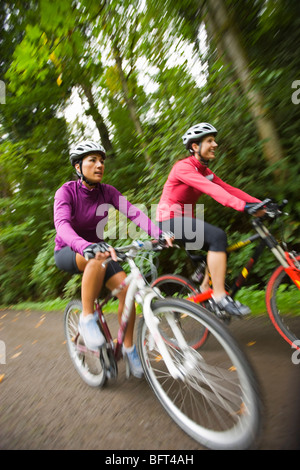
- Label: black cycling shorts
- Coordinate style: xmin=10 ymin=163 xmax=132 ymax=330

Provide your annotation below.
xmin=159 ymin=217 xmax=227 ymax=252
xmin=54 ymin=246 xmax=124 ymax=285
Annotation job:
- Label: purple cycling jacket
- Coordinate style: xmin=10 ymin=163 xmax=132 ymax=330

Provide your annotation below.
xmin=54 ymin=180 xmax=162 ymax=255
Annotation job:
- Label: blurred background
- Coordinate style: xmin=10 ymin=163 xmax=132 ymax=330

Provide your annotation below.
xmin=0 ymin=0 xmax=299 ymax=305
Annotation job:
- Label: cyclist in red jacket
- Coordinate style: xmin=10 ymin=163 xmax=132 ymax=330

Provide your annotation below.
xmin=156 ymin=122 xmax=265 ymax=316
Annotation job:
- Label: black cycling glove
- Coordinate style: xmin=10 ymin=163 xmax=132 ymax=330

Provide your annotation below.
xmin=158 ymin=231 xmax=174 ymax=247
xmin=83 ymin=242 xmax=112 ymax=260
xmin=244 ymin=203 xmax=260 ymax=215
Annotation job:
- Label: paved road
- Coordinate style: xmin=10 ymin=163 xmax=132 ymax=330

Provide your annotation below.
xmin=0 ymin=307 xmax=299 ymax=450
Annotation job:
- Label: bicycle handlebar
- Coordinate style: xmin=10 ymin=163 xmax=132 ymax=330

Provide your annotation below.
xmin=246 ymin=198 xmax=272 ymax=214
xmin=265 ymin=199 xmax=288 ymax=218
xmin=100 ymin=239 xmax=167 ymax=266
xmin=248 ymin=198 xmax=288 ymax=218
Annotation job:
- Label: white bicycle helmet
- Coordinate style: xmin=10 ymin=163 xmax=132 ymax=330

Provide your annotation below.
xmin=70 ymin=140 xmax=106 ymax=166
xmin=182 ymin=123 xmax=218 ymax=150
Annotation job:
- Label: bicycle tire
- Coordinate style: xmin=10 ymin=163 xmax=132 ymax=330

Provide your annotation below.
xmin=64 ymin=299 xmax=107 ymax=387
xmin=137 ymin=298 xmax=262 ymax=450
xmin=151 ymin=274 xmax=209 ymax=348
xmin=266 ymin=254 xmax=300 ymax=348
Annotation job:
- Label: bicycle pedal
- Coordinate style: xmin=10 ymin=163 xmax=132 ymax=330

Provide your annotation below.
xmin=216 ymin=310 xmax=231 ymax=321
xmin=106 ymin=366 xmax=118 ymax=380
xmin=207 ymin=300 xmax=231 ymax=321
xmin=101 ymin=347 xmax=118 ymax=380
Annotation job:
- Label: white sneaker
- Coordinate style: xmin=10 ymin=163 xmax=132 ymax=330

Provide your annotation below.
xmin=78 ymin=313 xmax=105 ymax=351
xmin=123 ymin=345 xmax=144 ymax=378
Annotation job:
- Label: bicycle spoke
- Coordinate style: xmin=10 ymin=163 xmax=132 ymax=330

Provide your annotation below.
xmin=151 ymin=275 xmax=209 ymax=349
xmin=266 ymin=256 xmax=300 ymax=346
xmin=138 ymin=299 xmax=261 ymax=450
xmin=64 ymin=300 xmax=107 ymax=387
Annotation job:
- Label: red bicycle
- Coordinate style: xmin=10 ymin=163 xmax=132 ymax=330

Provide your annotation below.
xmin=151 ymin=199 xmax=300 ymax=349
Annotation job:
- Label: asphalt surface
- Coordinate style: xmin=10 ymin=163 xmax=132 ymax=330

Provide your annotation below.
xmin=0 ymin=307 xmax=299 ymax=451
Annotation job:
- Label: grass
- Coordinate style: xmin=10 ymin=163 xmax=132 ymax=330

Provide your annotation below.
xmin=0 ymin=287 xmax=297 ymax=317
xmin=0 ymin=298 xmax=68 ymax=312
xmin=235 ymin=285 xmax=299 ymax=315
xmin=234 ymin=287 xmax=267 ymax=316
xmin=0 ymin=297 xmax=133 ymax=314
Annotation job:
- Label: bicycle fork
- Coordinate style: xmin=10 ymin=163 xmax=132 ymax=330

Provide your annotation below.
xmin=142 ymin=291 xmax=194 ymax=381
xmin=253 ymin=220 xmax=300 ymax=286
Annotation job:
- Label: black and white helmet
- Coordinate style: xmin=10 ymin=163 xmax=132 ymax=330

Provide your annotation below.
xmin=182 ymin=123 xmax=218 ymax=150
xmin=69 ymin=141 xmax=106 ymax=166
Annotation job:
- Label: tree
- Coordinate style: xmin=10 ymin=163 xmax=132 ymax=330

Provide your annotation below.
xmin=204 ymin=0 xmax=285 ymax=173
xmin=0 ymin=0 xmax=298 ymax=304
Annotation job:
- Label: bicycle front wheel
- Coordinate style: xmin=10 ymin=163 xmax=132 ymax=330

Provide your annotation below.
xmin=266 ymin=254 xmax=300 ymax=347
xmin=137 ymin=298 xmax=261 ymax=450
xmin=151 ymin=274 xmax=209 ymax=348
xmin=64 ymin=300 xmax=107 ymax=387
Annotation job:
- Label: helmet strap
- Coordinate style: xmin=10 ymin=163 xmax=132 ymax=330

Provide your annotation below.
xmin=200 ymin=155 xmax=209 ymax=167
xmin=76 ymin=161 xmax=97 ymax=187
xmin=191 ymin=142 xmax=209 ymax=167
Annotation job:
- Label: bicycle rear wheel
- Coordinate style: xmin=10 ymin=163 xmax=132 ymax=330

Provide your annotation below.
xmin=266 ymin=254 xmax=300 ymax=347
xmin=137 ymin=298 xmax=261 ymax=450
xmin=64 ymin=300 xmax=107 ymax=387
xmin=151 ymin=274 xmax=209 ymax=348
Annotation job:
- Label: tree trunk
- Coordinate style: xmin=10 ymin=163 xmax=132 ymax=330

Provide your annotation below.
xmin=80 ymin=82 xmax=115 ymax=159
xmin=113 ymin=45 xmax=153 ymax=170
xmin=205 ymin=0 xmax=284 ymax=171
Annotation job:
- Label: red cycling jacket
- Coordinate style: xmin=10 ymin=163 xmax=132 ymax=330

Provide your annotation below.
xmin=156 ymin=155 xmax=261 ymax=221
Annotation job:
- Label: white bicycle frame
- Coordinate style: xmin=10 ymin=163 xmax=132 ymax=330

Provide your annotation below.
xmin=106 ymin=243 xmax=185 ymax=380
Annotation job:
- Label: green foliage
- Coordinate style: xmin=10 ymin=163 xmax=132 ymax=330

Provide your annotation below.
xmin=0 ymin=0 xmax=299 ymax=304
xmin=29 ymin=230 xmax=70 ymax=299
xmin=234 ymin=287 xmax=266 ymax=316
xmin=226 ymin=231 xmax=277 ymax=286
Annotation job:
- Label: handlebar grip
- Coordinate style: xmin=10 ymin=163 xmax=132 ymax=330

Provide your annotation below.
xmin=279 ymin=199 xmax=288 ymax=209
xmin=245 ymin=198 xmax=272 ymax=215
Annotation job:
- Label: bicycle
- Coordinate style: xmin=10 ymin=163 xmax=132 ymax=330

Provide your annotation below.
xmin=151 ymin=199 xmax=300 ymax=349
xmin=64 ymin=240 xmax=262 ymax=450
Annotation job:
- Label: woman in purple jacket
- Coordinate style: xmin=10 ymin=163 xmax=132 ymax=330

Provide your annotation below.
xmin=54 ymin=141 xmax=172 ymax=378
